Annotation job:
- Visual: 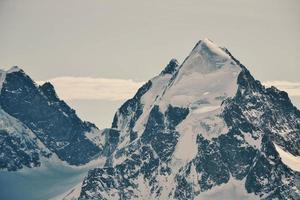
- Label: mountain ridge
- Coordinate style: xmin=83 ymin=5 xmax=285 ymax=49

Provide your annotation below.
xmin=0 ymin=67 xmax=104 ymax=170
xmin=78 ymin=38 xmax=300 ymax=200
xmin=0 ymin=39 xmax=299 ymax=199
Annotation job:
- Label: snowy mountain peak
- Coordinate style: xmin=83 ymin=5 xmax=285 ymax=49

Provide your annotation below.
xmin=0 ymin=66 xmax=24 ymax=89
xmin=77 ymin=39 xmax=300 ymax=200
xmin=39 ymin=82 xmax=59 ymax=101
xmin=160 ymin=58 xmax=179 ymax=75
xmin=0 ymin=70 xmax=6 ymax=92
xmin=0 ymin=67 xmax=104 ymax=170
xmin=160 ymin=39 xmax=241 ymax=111
xmin=194 ymin=38 xmax=230 ymax=58
xmin=6 ymin=66 xmax=23 ymax=74
xmin=182 ymin=38 xmax=232 ymax=74
xmin=110 ymin=39 xmax=243 ymax=153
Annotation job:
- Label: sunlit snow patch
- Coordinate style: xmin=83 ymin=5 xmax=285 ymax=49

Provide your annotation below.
xmin=169 ymin=38 xmax=241 ymax=164
xmin=274 ymin=143 xmax=300 ymax=172
xmin=195 ymin=178 xmax=259 ymax=200
xmin=193 ymin=105 xmax=220 ymax=113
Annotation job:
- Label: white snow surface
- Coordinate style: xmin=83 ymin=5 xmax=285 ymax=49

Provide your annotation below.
xmin=274 ymin=143 xmax=300 ymax=172
xmin=133 ymin=74 xmax=174 ymax=134
xmin=116 ymin=72 xmax=175 ymax=150
xmin=6 ymin=66 xmax=22 ymax=73
xmin=0 ymin=69 xmax=6 ymax=92
xmin=243 ymin=131 xmax=262 ymax=149
xmin=0 ymin=66 xmax=24 ymax=93
xmin=0 ymin=107 xmax=50 ymax=153
xmin=0 ymin=155 xmax=106 ymax=200
xmin=195 ymin=177 xmax=259 ymax=200
xmin=165 ymin=38 xmax=241 ymax=163
xmin=85 ymin=128 xmax=105 ymax=147
xmin=0 ymin=106 xmax=106 ymax=200
xmin=193 ymin=105 xmax=220 ymax=113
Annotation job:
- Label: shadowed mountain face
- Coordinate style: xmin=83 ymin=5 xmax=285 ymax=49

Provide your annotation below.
xmin=79 ymin=39 xmax=300 ymax=200
xmin=0 ymin=67 xmax=103 ymax=170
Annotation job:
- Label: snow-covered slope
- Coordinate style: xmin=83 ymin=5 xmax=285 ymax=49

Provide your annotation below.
xmin=0 ymin=155 xmax=106 ymax=200
xmin=0 ymin=107 xmax=51 ymax=171
xmin=0 ymin=67 xmax=104 ymax=170
xmin=79 ymin=38 xmax=300 ymax=200
xmin=274 ymin=143 xmax=300 ymax=172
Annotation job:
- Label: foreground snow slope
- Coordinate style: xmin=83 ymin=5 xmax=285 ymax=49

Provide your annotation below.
xmin=0 ymin=155 xmax=105 ymax=200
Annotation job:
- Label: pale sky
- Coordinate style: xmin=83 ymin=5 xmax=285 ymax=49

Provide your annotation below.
xmin=0 ymin=0 xmax=299 ymax=128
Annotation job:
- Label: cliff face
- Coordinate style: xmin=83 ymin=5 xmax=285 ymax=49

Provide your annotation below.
xmin=0 ymin=67 xmax=103 ymax=170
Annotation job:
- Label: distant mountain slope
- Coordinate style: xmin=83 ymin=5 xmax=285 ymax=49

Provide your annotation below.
xmin=0 ymin=107 xmax=51 ymax=171
xmin=0 ymin=67 xmax=104 ymax=170
xmin=79 ymin=39 xmax=300 ymax=200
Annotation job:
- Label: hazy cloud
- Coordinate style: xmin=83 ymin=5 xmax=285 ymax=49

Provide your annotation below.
xmin=37 ymin=77 xmax=145 ymax=101
xmin=37 ymin=78 xmax=300 ymax=102
xmin=263 ymin=81 xmax=300 ymax=97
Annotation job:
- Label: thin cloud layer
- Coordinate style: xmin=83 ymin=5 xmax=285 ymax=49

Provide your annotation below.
xmin=263 ymin=81 xmax=300 ymax=97
xmin=37 ymin=77 xmax=145 ymax=101
xmin=37 ymin=77 xmax=300 ymax=102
